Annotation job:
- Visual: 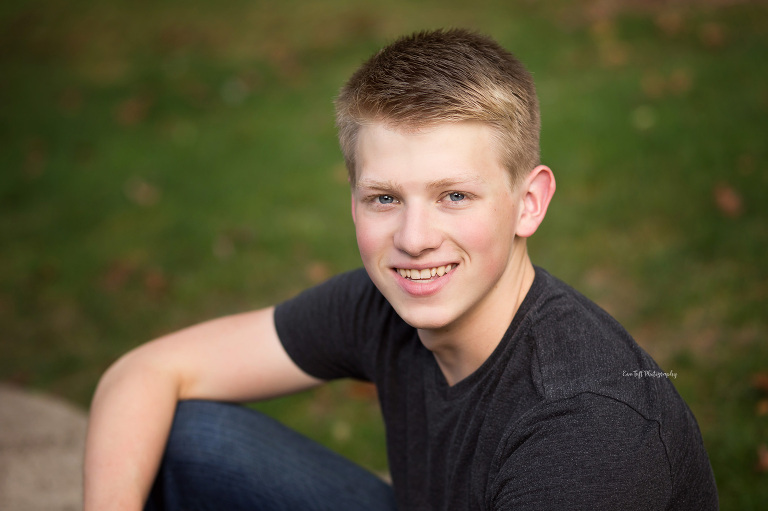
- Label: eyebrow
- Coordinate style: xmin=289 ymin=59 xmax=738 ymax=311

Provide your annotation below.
xmin=355 ymin=174 xmax=485 ymax=193
xmin=355 ymin=179 xmax=401 ymax=193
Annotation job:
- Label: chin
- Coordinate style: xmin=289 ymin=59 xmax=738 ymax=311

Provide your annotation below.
xmin=393 ymin=304 xmax=457 ymax=331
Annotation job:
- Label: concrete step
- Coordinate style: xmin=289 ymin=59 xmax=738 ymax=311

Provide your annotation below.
xmin=0 ymin=384 xmax=87 ymax=511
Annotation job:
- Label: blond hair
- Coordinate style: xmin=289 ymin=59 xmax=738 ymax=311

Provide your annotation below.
xmin=335 ymin=29 xmax=540 ymax=186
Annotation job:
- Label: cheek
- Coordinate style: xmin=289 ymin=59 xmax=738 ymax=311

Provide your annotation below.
xmin=354 ymin=218 xmax=385 ymax=262
xmin=455 ymin=208 xmax=517 ymax=269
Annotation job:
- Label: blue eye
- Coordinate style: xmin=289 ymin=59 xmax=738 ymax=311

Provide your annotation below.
xmin=448 ymin=192 xmax=465 ymax=202
xmin=378 ymin=195 xmax=395 ymax=204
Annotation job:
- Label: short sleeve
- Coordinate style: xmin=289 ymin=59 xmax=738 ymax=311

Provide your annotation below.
xmin=273 ymin=268 xmax=389 ymax=382
xmin=490 ymin=393 xmax=672 ymax=510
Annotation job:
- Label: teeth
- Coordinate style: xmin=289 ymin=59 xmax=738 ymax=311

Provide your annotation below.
xmin=397 ymin=264 xmax=455 ymax=280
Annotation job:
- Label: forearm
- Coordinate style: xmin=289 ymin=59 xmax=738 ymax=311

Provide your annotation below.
xmin=83 ymin=351 xmax=180 ymax=510
xmin=82 ymin=309 xmax=322 ymax=509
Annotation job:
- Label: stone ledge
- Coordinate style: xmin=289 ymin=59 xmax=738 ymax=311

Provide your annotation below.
xmin=0 ymin=384 xmax=87 ymax=511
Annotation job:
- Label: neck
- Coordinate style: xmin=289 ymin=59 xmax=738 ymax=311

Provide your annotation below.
xmin=418 ymin=246 xmax=536 ymax=386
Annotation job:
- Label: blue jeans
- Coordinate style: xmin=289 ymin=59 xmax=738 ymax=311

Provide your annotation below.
xmin=146 ymin=400 xmax=397 ymax=511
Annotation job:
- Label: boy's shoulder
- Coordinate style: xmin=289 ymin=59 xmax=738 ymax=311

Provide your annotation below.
xmin=498 ymin=268 xmax=717 ymax=509
xmin=523 ymin=267 xmax=672 ymax=416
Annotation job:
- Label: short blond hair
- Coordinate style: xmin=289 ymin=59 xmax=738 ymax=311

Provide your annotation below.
xmin=335 ymin=29 xmax=540 ymax=186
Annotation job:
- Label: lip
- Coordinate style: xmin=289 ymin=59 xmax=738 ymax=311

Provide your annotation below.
xmin=390 ymin=263 xmax=457 ymax=297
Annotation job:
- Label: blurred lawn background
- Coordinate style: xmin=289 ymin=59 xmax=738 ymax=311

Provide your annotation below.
xmin=1 ymin=0 xmax=767 ymax=506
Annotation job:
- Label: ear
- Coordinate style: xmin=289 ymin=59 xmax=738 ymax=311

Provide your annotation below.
xmin=516 ymin=165 xmax=556 ymax=238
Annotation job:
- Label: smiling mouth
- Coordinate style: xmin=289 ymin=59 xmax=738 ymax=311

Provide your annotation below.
xmin=396 ymin=264 xmax=455 ymax=281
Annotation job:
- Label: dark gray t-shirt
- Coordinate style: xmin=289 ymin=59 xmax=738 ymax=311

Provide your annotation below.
xmin=274 ymin=267 xmax=717 ymax=510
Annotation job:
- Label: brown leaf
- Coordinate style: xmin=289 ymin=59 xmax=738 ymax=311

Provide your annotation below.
xmin=115 ymin=95 xmax=152 ymax=126
xmin=699 ymin=22 xmax=726 ymax=49
xmin=641 ymin=72 xmax=666 ymax=99
xmin=756 ymin=399 xmax=768 ymax=417
xmin=265 ymin=44 xmax=304 ymax=83
xmin=124 ymin=177 xmax=161 ymax=207
xmin=143 ymin=268 xmax=168 ymax=298
xmin=713 ymin=183 xmax=743 ymax=218
xmin=590 ymin=18 xmax=616 ymax=40
xmin=668 ymin=68 xmax=692 ymax=95
xmin=654 ymin=11 xmax=685 ymax=38
xmin=156 ymin=26 xmax=206 ymax=54
xmin=101 ymin=259 xmax=138 ymax=293
xmin=347 ymin=381 xmax=378 ymax=401
xmin=751 ymin=372 xmax=768 ymax=393
xmin=757 ymin=444 xmax=768 ymax=473
xmin=306 ymin=261 xmax=331 ymax=284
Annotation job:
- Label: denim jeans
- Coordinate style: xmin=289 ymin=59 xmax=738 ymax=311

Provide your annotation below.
xmin=146 ymin=400 xmax=397 ymax=511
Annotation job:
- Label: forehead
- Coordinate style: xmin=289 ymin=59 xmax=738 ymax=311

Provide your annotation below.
xmin=354 ymin=121 xmax=509 ymax=189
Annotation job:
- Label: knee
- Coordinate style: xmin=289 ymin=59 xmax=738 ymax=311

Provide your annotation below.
xmin=151 ymin=401 xmax=258 ymax=504
xmin=161 ymin=400 xmax=248 ymax=474
xmin=148 ymin=401 xmax=247 ymax=509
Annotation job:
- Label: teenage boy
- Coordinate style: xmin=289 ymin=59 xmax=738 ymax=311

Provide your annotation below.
xmin=84 ymin=29 xmax=718 ymax=510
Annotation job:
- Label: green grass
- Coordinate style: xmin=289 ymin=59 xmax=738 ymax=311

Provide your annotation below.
xmin=2 ymin=0 xmax=767 ymax=506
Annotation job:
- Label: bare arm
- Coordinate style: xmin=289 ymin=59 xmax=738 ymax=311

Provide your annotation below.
xmin=83 ymin=307 xmax=322 ymax=510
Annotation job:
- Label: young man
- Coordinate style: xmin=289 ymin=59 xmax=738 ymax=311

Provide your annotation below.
xmin=84 ymin=29 xmax=718 ymax=510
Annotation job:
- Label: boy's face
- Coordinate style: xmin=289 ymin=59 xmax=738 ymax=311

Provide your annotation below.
xmin=351 ymin=121 xmax=529 ymax=335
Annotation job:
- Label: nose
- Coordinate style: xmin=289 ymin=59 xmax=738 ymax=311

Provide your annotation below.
xmin=393 ymin=204 xmax=442 ymax=257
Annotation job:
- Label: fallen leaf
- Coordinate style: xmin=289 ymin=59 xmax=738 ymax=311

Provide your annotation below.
xmin=265 ymin=44 xmax=304 ymax=83
xmin=347 ymin=381 xmax=378 ymax=401
xmin=143 ymin=268 xmax=168 ymax=298
xmin=306 ymin=261 xmax=331 ymax=284
xmin=115 ymin=95 xmax=153 ymax=126
xmin=713 ymin=183 xmax=743 ymax=218
xmin=654 ymin=11 xmax=685 ymax=37
xmin=156 ymin=26 xmax=206 ymax=54
xmin=751 ymin=372 xmax=768 ymax=393
xmin=756 ymin=399 xmax=768 ymax=417
xmin=124 ymin=177 xmax=161 ymax=207
xmin=101 ymin=259 xmax=138 ymax=293
xmin=757 ymin=444 xmax=768 ymax=473
xmin=600 ymin=41 xmax=628 ymax=67
xmin=590 ymin=18 xmax=616 ymax=40
xmin=699 ymin=22 xmax=726 ymax=49
xmin=668 ymin=68 xmax=692 ymax=94
xmin=641 ymin=72 xmax=666 ymax=99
